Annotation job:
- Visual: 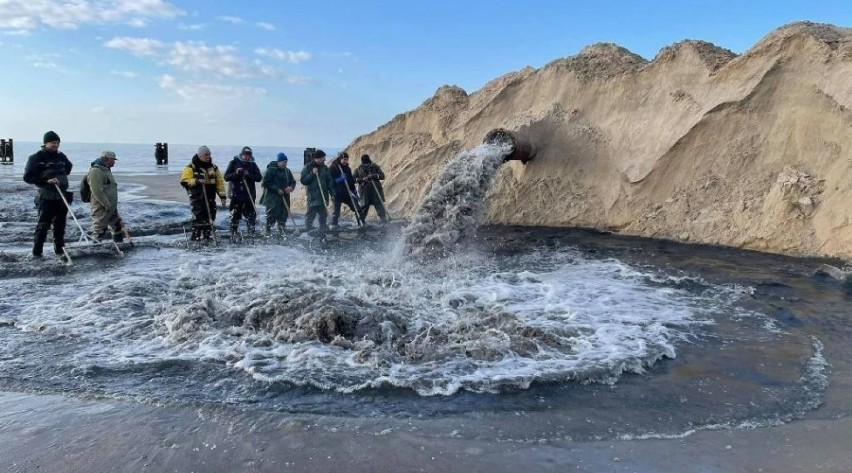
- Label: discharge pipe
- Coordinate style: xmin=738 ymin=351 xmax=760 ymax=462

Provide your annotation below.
xmin=483 ymin=128 xmax=536 ymax=164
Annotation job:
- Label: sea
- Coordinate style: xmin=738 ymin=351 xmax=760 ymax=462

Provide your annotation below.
xmin=0 ymin=141 xmax=849 ymax=443
xmin=0 ymin=141 xmax=331 ymax=177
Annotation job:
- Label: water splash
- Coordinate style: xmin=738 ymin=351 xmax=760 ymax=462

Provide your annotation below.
xmin=402 ymin=142 xmax=510 ymax=256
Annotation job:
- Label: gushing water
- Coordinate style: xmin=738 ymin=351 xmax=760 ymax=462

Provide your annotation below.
xmin=402 ymin=142 xmax=510 ymax=256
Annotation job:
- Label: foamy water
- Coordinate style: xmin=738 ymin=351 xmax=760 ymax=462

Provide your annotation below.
xmin=1 ymin=244 xmax=743 ymax=396
xmin=0 ymin=143 xmax=841 ymax=440
xmin=403 ymin=142 xmax=510 ymax=256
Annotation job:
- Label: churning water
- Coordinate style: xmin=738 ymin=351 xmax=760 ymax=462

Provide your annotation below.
xmin=0 ymin=143 xmax=849 ymax=442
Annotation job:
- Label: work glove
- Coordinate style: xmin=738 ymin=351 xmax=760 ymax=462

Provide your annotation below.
xmin=237 ymin=168 xmax=245 ymax=175
xmin=334 ymin=175 xmax=346 ymax=184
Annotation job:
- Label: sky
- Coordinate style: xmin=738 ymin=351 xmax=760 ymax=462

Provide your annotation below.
xmin=0 ymin=1 xmax=849 ymax=147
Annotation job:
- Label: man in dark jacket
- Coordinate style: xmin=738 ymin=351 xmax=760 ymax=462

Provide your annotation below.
xmin=299 ymin=149 xmax=333 ymax=234
xmin=260 ymin=152 xmax=297 ymax=235
xmin=354 ymin=154 xmax=389 ymax=223
xmin=328 ymin=151 xmax=363 ymax=228
xmin=224 ymin=146 xmax=263 ymax=238
xmin=22 ymin=130 xmax=73 ymax=260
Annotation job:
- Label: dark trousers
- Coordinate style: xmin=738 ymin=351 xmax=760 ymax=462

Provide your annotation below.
xmin=229 ymin=199 xmax=257 ymax=231
xmin=266 ymin=194 xmax=290 ymax=230
xmin=304 ymin=205 xmax=328 ymax=232
xmin=190 ymin=197 xmax=217 ymax=230
xmin=332 ymin=194 xmax=362 ymax=226
xmin=33 ymin=199 xmax=68 ymax=256
xmin=360 ymin=195 xmax=389 ymax=222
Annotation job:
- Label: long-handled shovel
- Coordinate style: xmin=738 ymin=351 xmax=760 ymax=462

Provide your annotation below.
xmin=241 ymin=176 xmax=261 ymax=240
xmin=280 ymin=192 xmax=300 ymax=234
xmin=337 ymin=166 xmax=364 ymax=227
xmin=199 ymin=180 xmax=219 ymax=246
xmin=54 ymin=183 xmax=123 ymax=260
xmin=368 ymin=178 xmax=395 ymax=222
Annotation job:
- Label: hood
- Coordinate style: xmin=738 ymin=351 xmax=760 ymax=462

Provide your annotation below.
xmin=192 ymin=154 xmax=213 ymax=168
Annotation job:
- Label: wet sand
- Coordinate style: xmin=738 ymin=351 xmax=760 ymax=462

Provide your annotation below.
xmin=1 ymin=391 xmax=850 ymax=472
xmin=121 ymin=174 xmax=198 ymax=204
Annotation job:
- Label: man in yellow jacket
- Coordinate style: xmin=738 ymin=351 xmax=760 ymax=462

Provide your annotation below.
xmin=86 ymin=150 xmax=125 ymax=242
xmin=180 ymin=146 xmax=227 ymax=241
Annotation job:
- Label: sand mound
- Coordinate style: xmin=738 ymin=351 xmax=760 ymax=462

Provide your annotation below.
xmin=329 ymin=22 xmax=852 ymax=259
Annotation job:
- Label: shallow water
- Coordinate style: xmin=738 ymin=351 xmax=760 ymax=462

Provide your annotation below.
xmin=0 ymin=171 xmax=850 ymax=442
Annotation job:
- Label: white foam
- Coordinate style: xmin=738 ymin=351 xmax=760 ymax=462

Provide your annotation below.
xmin=2 ymin=243 xmax=746 ymax=396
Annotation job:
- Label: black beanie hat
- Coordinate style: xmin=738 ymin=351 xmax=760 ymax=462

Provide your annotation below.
xmin=361 ymin=154 xmax=371 ymax=164
xmin=314 ymin=149 xmax=326 ymax=159
xmin=43 ymin=130 xmax=60 ymax=144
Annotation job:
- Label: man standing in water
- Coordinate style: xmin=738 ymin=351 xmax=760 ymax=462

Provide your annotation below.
xmin=299 ymin=149 xmax=333 ymax=235
xmin=260 ymin=152 xmax=297 ymax=235
xmin=354 ymin=154 xmax=390 ymax=223
xmin=86 ymin=150 xmax=126 ymax=243
xmin=224 ymin=146 xmax=262 ymax=239
xmin=329 ymin=151 xmax=363 ymax=229
xmin=180 ymin=146 xmax=227 ymax=241
xmin=22 ymin=130 xmax=73 ymax=260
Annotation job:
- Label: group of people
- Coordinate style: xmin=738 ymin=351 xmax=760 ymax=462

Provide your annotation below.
xmin=22 ymin=130 xmax=392 ymax=260
xmin=23 ymin=131 xmax=128 ymax=260
xmin=179 ymin=146 xmax=391 ymax=241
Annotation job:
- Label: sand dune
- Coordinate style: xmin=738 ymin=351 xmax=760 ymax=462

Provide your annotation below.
xmin=336 ymin=22 xmax=852 ymax=259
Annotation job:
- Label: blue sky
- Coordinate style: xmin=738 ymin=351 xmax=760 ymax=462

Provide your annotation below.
xmin=0 ymin=1 xmax=848 ymax=147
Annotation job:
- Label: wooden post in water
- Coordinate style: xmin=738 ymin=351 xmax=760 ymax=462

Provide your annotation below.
xmin=0 ymin=139 xmax=12 ymax=165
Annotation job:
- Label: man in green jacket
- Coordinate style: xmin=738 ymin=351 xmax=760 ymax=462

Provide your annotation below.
xmin=260 ymin=152 xmax=297 ymax=235
xmin=299 ymin=149 xmax=333 ymax=234
xmin=87 ymin=150 xmax=125 ymax=242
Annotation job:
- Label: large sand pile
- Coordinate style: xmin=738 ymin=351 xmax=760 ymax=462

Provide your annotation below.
xmin=338 ymin=22 xmax=852 ymax=259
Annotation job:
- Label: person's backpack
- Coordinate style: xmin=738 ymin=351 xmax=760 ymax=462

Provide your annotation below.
xmin=80 ymin=175 xmax=91 ymax=203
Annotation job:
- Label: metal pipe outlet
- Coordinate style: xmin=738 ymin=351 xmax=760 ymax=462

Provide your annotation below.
xmin=483 ymin=128 xmax=536 ymax=164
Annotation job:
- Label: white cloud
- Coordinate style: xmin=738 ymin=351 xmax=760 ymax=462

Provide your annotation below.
xmin=103 ymin=36 xmax=165 ymax=57
xmin=3 ymin=29 xmax=31 ymax=36
xmin=216 ymin=15 xmax=243 ymax=25
xmin=156 ymin=74 xmax=266 ymax=100
xmin=178 ymin=22 xmax=207 ymax=31
xmin=0 ymin=0 xmax=183 ymax=31
xmin=255 ymin=48 xmax=311 ymax=64
xmin=126 ymin=18 xmax=148 ymax=28
xmin=256 ymin=22 xmax=276 ymax=31
xmin=91 ymin=106 xmax=106 ymax=113
xmin=105 ymin=38 xmax=309 ymax=81
xmin=287 ymin=76 xmax=314 ymax=86
xmin=110 ymin=70 xmax=138 ymax=78
xmin=26 ymin=52 xmax=58 ymax=66
xmin=168 ymin=41 xmax=266 ymax=79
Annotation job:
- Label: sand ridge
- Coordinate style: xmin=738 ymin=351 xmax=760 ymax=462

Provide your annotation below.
xmin=338 ymin=21 xmax=852 ymax=260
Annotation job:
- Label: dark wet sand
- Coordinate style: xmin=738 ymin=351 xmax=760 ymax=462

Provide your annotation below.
xmin=121 ymin=174 xmax=201 ymax=204
xmin=4 ymin=177 xmax=847 ymax=471
xmin=121 ymin=174 xmax=308 ymax=208
xmin=1 ymin=391 xmax=850 ymax=472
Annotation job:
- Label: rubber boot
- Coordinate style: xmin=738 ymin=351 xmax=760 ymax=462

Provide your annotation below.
xmin=202 ymin=229 xmax=212 ymax=241
xmin=113 ymin=221 xmax=125 ymax=242
xmin=33 ymin=230 xmax=47 ymax=257
xmin=246 ymin=224 xmax=256 ymax=239
xmin=190 ymin=228 xmax=201 ymax=241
